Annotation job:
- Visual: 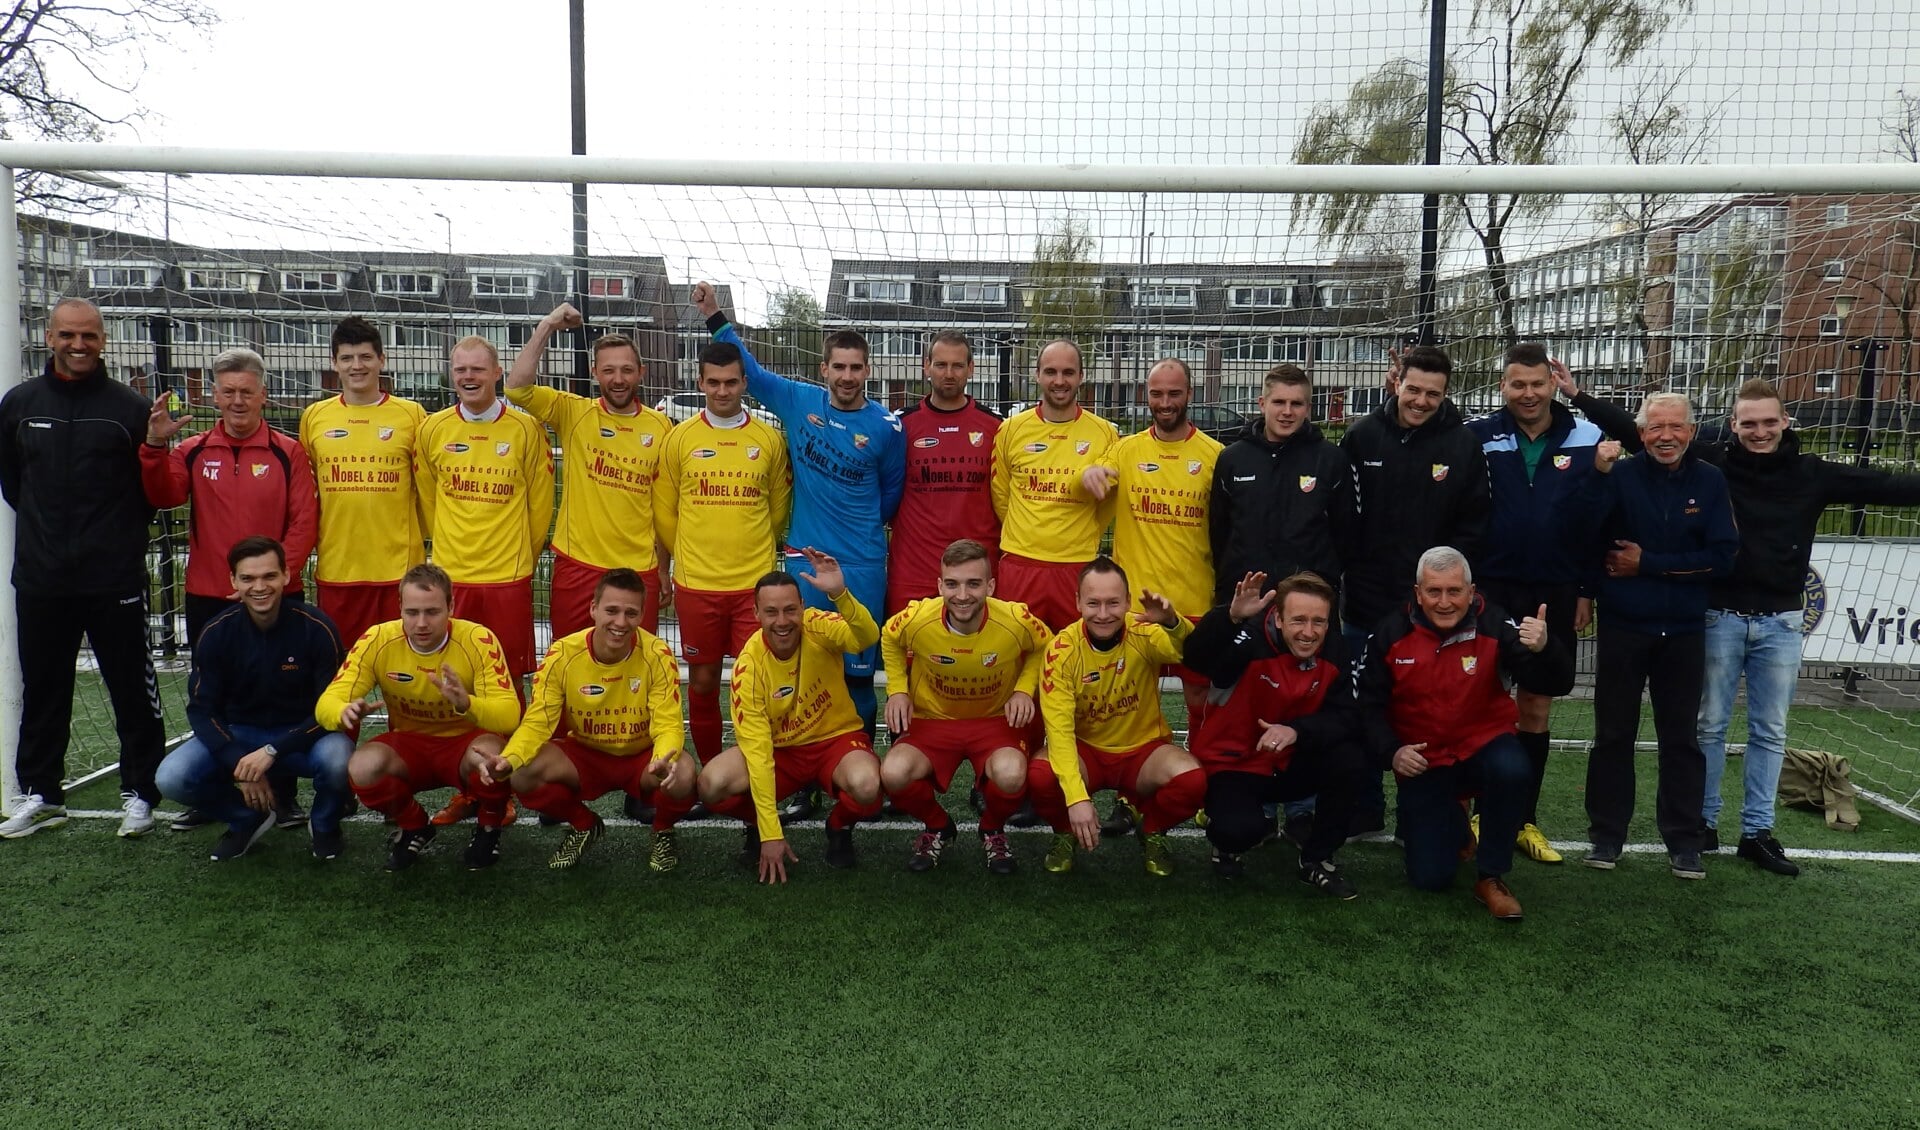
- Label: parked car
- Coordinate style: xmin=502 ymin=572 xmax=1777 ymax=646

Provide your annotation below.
xmin=655 ymin=391 xmax=783 ymax=430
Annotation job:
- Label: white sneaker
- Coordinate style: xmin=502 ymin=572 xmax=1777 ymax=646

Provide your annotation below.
xmin=0 ymin=794 xmax=68 ymax=839
xmin=117 ymin=794 xmax=156 ymax=838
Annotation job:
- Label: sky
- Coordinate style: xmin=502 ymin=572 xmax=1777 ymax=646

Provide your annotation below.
xmin=29 ymin=0 xmax=1920 ymax=319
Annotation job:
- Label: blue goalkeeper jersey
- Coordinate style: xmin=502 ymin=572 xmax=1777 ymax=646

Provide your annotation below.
xmin=713 ymin=321 xmax=905 ymax=569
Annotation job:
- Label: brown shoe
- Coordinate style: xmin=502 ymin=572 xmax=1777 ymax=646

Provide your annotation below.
xmin=1473 ymin=876 xmax=1523 ymax=921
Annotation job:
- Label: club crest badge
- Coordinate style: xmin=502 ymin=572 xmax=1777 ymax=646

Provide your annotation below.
xmin=1431 ymin=463 xmax=1449 ymax=482
xmin=1299 ymin=475 xmax=1317 ymax=492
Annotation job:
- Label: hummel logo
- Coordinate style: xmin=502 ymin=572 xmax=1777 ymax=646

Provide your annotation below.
xmin=1364 ymin=460 xmax=1383 ymax=467
xmin=1233 ymin=475 xmax=1256 ymax=482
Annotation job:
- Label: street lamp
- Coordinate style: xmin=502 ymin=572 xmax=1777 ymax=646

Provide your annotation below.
xmin=431 ymin=211 xmax=456 ymax=355
xmin=1832 ymin=294 xmax=1883 ymax=536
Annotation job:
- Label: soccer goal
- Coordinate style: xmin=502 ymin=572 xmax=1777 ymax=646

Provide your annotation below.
xmin=3 ymin=142 xmax=1920 ymax=818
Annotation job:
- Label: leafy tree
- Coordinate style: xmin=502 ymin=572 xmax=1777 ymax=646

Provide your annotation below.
xmin=759 ymin=285 xmax=821 ymax=371
xmin=767 ymin=285 xmax=822 ymax=330
xmin=1292 ymin=0 xmax=1690 ymax=342
xmin=1 ymin=0 xmax=218 ymax=208
xmin=1022 ymin=215 xmax=1106 ymax=366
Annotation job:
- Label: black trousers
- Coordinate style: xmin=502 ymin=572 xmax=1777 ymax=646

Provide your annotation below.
xmin=14 ymin=586 xmax=166 ymax=804
xmin=1586 ymin=620 xmax=1707 ymax=852
xmin=1204 ymin=747 xmax=1367 ymax=865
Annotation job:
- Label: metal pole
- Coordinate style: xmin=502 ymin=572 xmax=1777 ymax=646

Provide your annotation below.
xmin=1850 ymin=338 xmax=1882 ymax=536
xmin=1415 ymin=0 xmax=1447 ymax=346
xmin=569 ymin=0 xmax=591 ymax=396
xmin=0 ymin=166 xmax=23 ymax=810
xmin=155 ymin=174 xmax=180 ymax=656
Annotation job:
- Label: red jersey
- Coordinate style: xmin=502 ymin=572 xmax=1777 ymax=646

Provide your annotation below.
xmin=1189 ymin=653 xmax=1342 ymax=776
xmin=140 ymin=421 xmax=317 ymax=599
xmin=887 ymin=397 xmax=1001 ymax=614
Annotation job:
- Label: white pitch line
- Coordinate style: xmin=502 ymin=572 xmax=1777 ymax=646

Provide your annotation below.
xmin=58 ymin=809 xmax=1920 ymax=863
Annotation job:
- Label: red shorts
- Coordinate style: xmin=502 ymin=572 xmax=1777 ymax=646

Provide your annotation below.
xmin=370 ymin=728 xmax=490 ymax=792
xmin=676 ymin=585 xmax=758 ymax=663
xmin=554 ymin=736 xmax=666 ymax=801
xmin=773 ymin=730 xmax=874 ymax=800
xmin=1074 ymin=737 xmax=1171 ymax=798
xmin=997 ymin=552 xmax=1085 ymax=632
xmin=317 ymin=581 xmax=399 ymax=650
xmin=551 ymin=553 xmax=660 ymax=641
xmin=453 ymin=578 xmax=536 ymax=676
xmin=894 ymin=716 xmax=1028 ymax=792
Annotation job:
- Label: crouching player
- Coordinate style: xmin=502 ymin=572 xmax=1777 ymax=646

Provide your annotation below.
xmin=1356 ymin=546 xmax=1570 ymax=920
xmin=880 ymin=539 xmax=1052 ymax=874
xmin=692 ymin=548 xmax=885 ymax=883
xmin=318 ymin=564 xmax=522 ymax=872
xmin=1027 ymin=557 xmax=1206 ymax=876
xmin=1185 ymin=570 xmax=1365 ymax=897
xmin=475 ymin=569 xmax=694 ymax=872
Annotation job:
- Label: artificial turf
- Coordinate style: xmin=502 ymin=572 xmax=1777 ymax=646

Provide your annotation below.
xmin=6 ymin=746 xmax=1919 ymax=1128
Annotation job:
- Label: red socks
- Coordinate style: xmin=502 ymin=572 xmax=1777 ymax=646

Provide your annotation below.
xmin=1143 ymin=768 xmax=1206 ymax=835
xmin=690 ymin=687 xmax=724 ymax=761
xmin=706 ymin=792 xmax=756 ymax=826
xmin=651 ymin=788 xmax=694 ymax=832
xmin=352 ymin=775 xmax=425 ymax=831
xmin=827 ymin=789 xmax=883 ymax=830
xmin=981 ymin=778 xmax=1024 ymax=834
xmin=887 ymin=777 xmax=951 ymax=831
xmin=1024 ymin=757 xmax=1071 ymax=832
xmin=520 ymin=782 xmax=594 ymax=832
xmin=466 ymin=772 xmax=512 ymax=828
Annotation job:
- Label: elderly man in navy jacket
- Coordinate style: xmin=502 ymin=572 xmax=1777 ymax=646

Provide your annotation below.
xmin=1579 ymin=393 xmax=1738 ymax=879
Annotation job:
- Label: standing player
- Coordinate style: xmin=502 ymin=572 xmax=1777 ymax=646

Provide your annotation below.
xmin=886 ymin=331 xmax=1002 ymax=617
xmin=880 ymin=539 xmax=1051 ymax=874
xmin=1464 ymin=343 xmax=1639 ymax=861
xmin=692 ymin=282 xmax=902 ymax=742
xmin=478 ymin=569 xmax=694 ymax=872
xmin=318 ymin=564 xmax=522 ymax=871
xmin=414 ymin=336 xmax=553 ymax=825
xmin=300 ymin=317 xmax=428 ymax=648
xmin=504 ymin=303 xmax=673 ymax=640
xmin=690 ymin=549 xmax=885 ymax=883
xmin=1026 ymin=558 xmax=1207 ymax=876
xmin=656 ymin=341 xmax=791 ymax=763
xmin=1081 ymin=357 xmax=1223 ymax=723
xmin=991 ymin=340 xmax=1117 ymax=632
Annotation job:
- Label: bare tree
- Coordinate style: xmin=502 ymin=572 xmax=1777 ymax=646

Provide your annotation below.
xmin=1 ymin=0 xmax=218 ymax=208
xmin=1882 ymin=87 xmax=1920 ymax=163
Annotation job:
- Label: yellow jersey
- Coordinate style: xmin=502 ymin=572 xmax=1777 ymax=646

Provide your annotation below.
xmin=1040 ymin=616 xmax=1192 ymax=805
xmin=315 ymin=618 xmax=521 ymax=738
xmin=1098 ymin=425 xmax=1224 ymax=617
xmin=502 ymin=626 xmax=684 ymax=768
xmin=414 ymin=401 xmax=555 ymax=584
xmin=880 ymin=596 xmax=1051 ymax=721
xmin=506 ymin=384 xmax=672 ymax=573
xmin=991 ymin=406 xmax=1117 ymax=562
xmin=730 ymin=588 xmax=878 ymax=840
xmin=298 ymin=393 xmax=429 ymax=584
xmin=657 ymin=411 xmax=792 ymax=592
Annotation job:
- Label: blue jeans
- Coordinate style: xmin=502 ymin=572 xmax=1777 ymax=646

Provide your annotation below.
xmin=1398 ymin=733 xmax=1529 ymax=889
xmin=1697 ymin=609 xmax=1802 ymax=838
xmin=156 ymin=725 xmax=353 ymax=833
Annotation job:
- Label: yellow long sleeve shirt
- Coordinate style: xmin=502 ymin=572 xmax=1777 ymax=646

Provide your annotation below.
xmin=1097 ymin=425 xmax=1224 ymax=617
xmin=880 ymin=596 xmax=1051 ymax=721
xmin=990 ymin=406 xmax=1117 ymax=563
xmin=315 ymin=618 xmax=521 ymax=737
xmin=506 ymin=385 xmax=671 ymax=573
xmin=414 ymin=402 xmax=555 ymax=584
xmin=299 ymin=393 xmax=428 ymax=584
xmin=1040 ymin=616 xmax=1192 ymax=806
xmin=501 ymin=627 xmax=684 ymax=768
xmin=656 ymin=411 xmax=792 ymax=592
xmin=730 ymin=588 xmax=878 ymax=841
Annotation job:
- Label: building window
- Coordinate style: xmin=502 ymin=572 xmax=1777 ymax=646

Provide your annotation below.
xmin=390 ymin=323 xmax=445 ymax=349
xmin=1826 ymin=204 xmax=1850 ymax=226
xmin=281 ymin=269 xmax=345 ymax=293
xmin=390 ymin=372 xmax=441 ymax=397
xmin=1317 ymin=283 xmax=1380 ymax=308
xmin=941 ymin=281 xmax=1006 ymax=306
xmin=1822 ymin=259 xmax=1846 ymax=282
xmin=1220 ymin=334 xmax=1310 ymax=363
xmin=507 ymin=323 xmax=535 ymax=347
xmin=1813 ymin=370 xmax=1836 ymax=394
xmin=588 ymin=275 xmax=628 ymax=298
xmin=266 ymin=371 xmax=309 ymax=402
xmin=1818 ymin=315 xmax=1842 ymax=337
xmin=376 ymin=272 xmax=442 ymax=297
xmin=1132 ymin=283 xmax=1197 ymax=309
xmin=184 ymin=268 xmax=263 ymax=293
xmin=106 ymin=318 xmax=148 ymax=343
xmin=260 ymin=321 xmax=328 ymax=346
xmin=89 ymin=265 xmax=153 ymax=289
xmin=471 ymin=272 xmax=540 ymax=298
xmin=1228 ymin=284 xmax=1296 ymax=309
xmin=848 ymin=278 xmax=911 ymax=303
xmin=868 ymin=330 xmax=922 ymax=356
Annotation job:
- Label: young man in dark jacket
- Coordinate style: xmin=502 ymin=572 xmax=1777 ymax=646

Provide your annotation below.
xmin=1209 ymin=364 xmax=1355 ymax=606
xmin=1356 ymin=546 xmax=1569 ymax=921
xmin=1185 ymin=569 xmax=1363 ymax=898
xmin=0 ymin=299 xmax=166 ymax=840
xmin=1579 ymin=393 xmax=1738 ymax=879
xmin=1696 ymin=379 xmax=1920 ymax=876
xmin=1464 ymin=342 xmax=1641 ymax=862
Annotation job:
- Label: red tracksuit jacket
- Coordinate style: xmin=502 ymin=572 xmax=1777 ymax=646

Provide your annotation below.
xmin=141 ymin=421 xmax=317 ymax=599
